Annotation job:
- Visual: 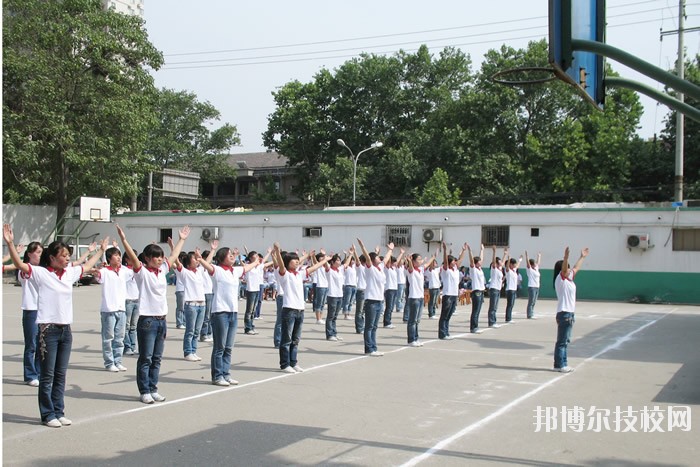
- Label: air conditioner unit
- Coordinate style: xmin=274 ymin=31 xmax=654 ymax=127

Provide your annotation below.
xmin=309 ymin=228 xmax=322 ymax=237
xmin=626 ymin=233 xmax=650 ymax=250
xmin=422 ymin=228 xmax=443 ymax=243
xmin=201 ymin=227 xmax=220 ymax=241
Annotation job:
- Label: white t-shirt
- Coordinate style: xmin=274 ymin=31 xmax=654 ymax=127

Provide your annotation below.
xmin=526 ymin=265 xmax=541 ymax=288
xmin=555 ymin=270 xmax=577 ymax=313
xmin=315 ymin=266 xmax=329 ymax=288
xmin=327 ymin=266 xmax=344 ymax=298
xmin=440 ymin=265 xmax=460 ymax=297
xmin=246 ymin=263 xmax=265 ymax=291
xmin=134 ymin=262 xmax=169 ymax=316
xmin=210 ymin=264 xmax=244 ymax=313
xmin=25 ymin=264 xmax=83 ymax=324
xmin=201 ymin=265 xmax=213 ymax=294
xmin=19 ymin=271 xmax=39 ymax=310
xmin=505 ymin=268 xmax=518 ymax=291
xmin=470 ymin=266 xmax=486 ymax=291
xmin=96 ymin=265 xmax=133 ymax=312
xmin=275 ymin=267 xmax=284 ymax=297
xmin=363 ymin=263 xmax=386 ymax=301
xmin=427 ymin=267 xmax=441 ymax=289
xmin=125 ymin=266 xmax=139 ymax=300
xmin=278 ymin=268 xmax=307 ymax=310
xmin=344 ymin=264 xmax=357 ymax=287
xmin=489 ymin=266 xmax=504 ymax=290
xmin=175 ymin=265 xmax=206 ymax=301
xmin=406 ymin=266 xmax=425 ymax=299
xmin=384 ymin=266 xmax=398 ymax=290
xmin=396 ymin=265 xmax=406 ymax=285
xmin=355 ymin=264 xmax=366 ymax=290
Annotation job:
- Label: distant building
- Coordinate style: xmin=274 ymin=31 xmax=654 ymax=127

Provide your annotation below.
xmin=202 ymin=151 xmax=300 ymax=207
xmin=102 ymin=0 xmax=144 ymax=17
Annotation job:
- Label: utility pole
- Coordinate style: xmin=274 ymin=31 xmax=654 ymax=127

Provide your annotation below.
xmin=675 ymin=0 xmax=685 ymax=203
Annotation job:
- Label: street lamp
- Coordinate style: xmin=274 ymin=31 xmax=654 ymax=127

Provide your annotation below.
xmin=337 ymin=139 xmax=383 ymax=206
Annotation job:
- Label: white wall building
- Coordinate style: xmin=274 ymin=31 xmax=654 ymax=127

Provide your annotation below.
xmin=102 ymin=0 xmax=144 ymax=18
xmin=68 ymin=204 xmax=700 ymax=304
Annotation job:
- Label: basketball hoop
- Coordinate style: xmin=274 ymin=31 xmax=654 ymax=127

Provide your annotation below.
xmin=491 ymin=66 xmax=559 ymax=86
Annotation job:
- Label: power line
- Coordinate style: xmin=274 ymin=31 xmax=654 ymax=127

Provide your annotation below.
xmin=162 ymin=15 xmax=698 ymax=71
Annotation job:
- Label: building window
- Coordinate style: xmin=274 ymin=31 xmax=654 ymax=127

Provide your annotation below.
xmin=673 ymin=228 xmax=700 ymax=251
xmin=303 ymin=227 xmax=323 ymax=238
xmin=386 ymin=225 xmax=412 ymax=247
xmin=531 ymin=228 xmax=540 ymax=237
xmin=159 ymin=228 xmax=172 ymax=244
xmin=481 ymin=225 xmax=509 ymax=247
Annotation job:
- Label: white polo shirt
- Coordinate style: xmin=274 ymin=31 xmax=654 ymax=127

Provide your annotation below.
xmin=201 ymin=265 xmax=213 ymax=294
xmin=427 ymin=267 xmax=441 ymax=289
xmin=505 ymin=268 xmax=518 ymax=291
xmin=315 ymin=266 xmax=329 ymax=288
xmin=246 ymin=263 xmax=265 ymax=291
xmin=210 ymin=264 xmax=244 ymax=313
xmin=25 ymin=264 xmax=83 ymax=324
xmin=555 ymin=270 xmax=577 ymax=312
xmin=274 ymin=267 xmax=284 ymax=297
xmin=175 ymin=265 xmax=206 ymax=302
xmin=355 ymin=264 xmax=367 ymax=291
xmin=327 ymin=266 xmax=344 ymax=298
xmin=19 ymin=272 xmax=39 ymax=311
xmin=384 ymin=266 xmax=398 ymax=291
xmin=125 ymin=266 xmax=139 ymax=301
xmin=406 ymin=266 xmax=425 ymax=299
xmin=134 ymin=261 xmax=169 ymax=316
xmin=396 ymin=265 xmax=406 ymax=285
xmin=489 ymin=266 xmax=504 ymax=290
xmin=96 ymin=265 xmax=133 ymax=312
xmin=440 ymin=265 xmax=460 ymax=297
xmin=526 ymin=265 xmax=541 ymax=288
xmin=470 ymin=266 xmax=486 ymax=291
xmin=278 ymin=268 xmax=307 ymax=310
xmin=344 ymin=264 xmax=357 ymax=287
xmin=363 ymin=263 xmax=386 ymax=301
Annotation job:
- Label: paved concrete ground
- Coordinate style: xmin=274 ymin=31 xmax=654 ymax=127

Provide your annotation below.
xmin=2 ymin=282 xmax=699 ymax=466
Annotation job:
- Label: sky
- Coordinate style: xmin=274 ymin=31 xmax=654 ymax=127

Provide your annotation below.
xmin=144 ymin=0 xmax=700 ymax=154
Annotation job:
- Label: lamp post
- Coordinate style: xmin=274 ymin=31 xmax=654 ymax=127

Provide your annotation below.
xmin=337 ymin=139 xmax=383 ymax=206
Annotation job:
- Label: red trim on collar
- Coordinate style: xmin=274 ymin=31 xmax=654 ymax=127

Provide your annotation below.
xmin=47 ymin=266 xmax=66 ymax=279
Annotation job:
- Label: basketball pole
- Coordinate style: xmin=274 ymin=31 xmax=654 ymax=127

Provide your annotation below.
xmin=674 ymin=0 xmax=685 ymax=203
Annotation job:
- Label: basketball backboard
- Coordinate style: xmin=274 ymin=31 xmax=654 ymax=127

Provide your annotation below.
xmin=549 ymin=0 xmax=606 ymax=108
xmin=79 ymin=196 xmax=111 ymax=222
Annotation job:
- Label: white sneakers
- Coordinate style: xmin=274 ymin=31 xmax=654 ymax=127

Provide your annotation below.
xmin=282 ymin=366 xmax=297 ymax=374
xmin=184 ymin=354 xmax=202 ymax=362
xmin=369 ymin=351 xmax=384 ymax=357
xmin=140 ymin=392 xmax=166 ymax=404
xmin=27 ymin=379 xmax=39 ymax=387
xmin=106 ymin=365 xmax=119 ymax=372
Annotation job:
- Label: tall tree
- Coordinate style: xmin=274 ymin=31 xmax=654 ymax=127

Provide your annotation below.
xmin=143 ymin=88 xmax=240 ymax=209
xmin=3 ymin=0 xmax=163 ymax=221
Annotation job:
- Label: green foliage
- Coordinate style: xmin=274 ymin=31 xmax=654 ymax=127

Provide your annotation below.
xmin=3 ymin=0 xmax=163 ymax=219
xmin=144 ymin=88 xmax=240 ymax=210
xmin=415 ymin=168 xmax=461 ymax=206
xmin=252 ymin=176 xmax=286 ymax=203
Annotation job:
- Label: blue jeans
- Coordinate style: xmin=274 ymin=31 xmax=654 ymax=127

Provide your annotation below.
xmin=183 ymin=303 xmax=205 ymax=356
xmin=363 ymin=300 xmax=382 ymax=353
xmin=136 ymin=316 xmax=167 ymax=395
xmin=355 ymin=289 xmax=366 ymax=334
xmin=487 ymin=288 xmax=501 ymax=326
xmin=527 ymin=287 xmax=540 ymax=318
xmin=200 ymin=293 xmax=214 ymax=338
xmin=279 ymin=308 xmax=304 ymax=369
xmin=383 ymin=289 xmax=398 ymax=326
xmin=101 ymin=311 xmax=126 ymax=368
xmin=22 ymin=309 xmax=40 ymax=382
xmin=124 ymin=300 xmax=139 ymax=352
xmin=304 ymin=282 xmax=313 ymax=302
xmin=395 ymin=283 xmax=406 ymax=314
xmin=38 ymin=324 xmax=72 ymax=422
xmin=244 ymin=291 xmax=259 ymax=332
xmin=554 ymin=312 xmax=575 ymax=368
xmin=406 ymin=297 xmax=423 ymax=343
xmin=325 ymin=296 xmax=342 ymax=338
xmin=175 ymin=291 xmax=185 ymax=327
xmin=210 ymin=312 xmax=237 ymax=381
xmin=505 ymin=290 xmax=516 ymax=322
xmin=273 ymin=294 xmax=284 ymax=348
xmin=255 ymin=284 xmax=265 ymax=318
xmin=438 ymin=295 xmax=457 ymax=339
xmin=342 ymin=285 xmax=356 ymax=313
xmin=313 ymin=287 xmax=328 ymax=314
xmin=470 ymin=290 xmax=484 ymax=331
xmin=427 ymin=288 xmax=440 ymax=317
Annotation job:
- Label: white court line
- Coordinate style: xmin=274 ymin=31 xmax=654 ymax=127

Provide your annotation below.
xmin=398 ymin=308 xmax=676 ymax=467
